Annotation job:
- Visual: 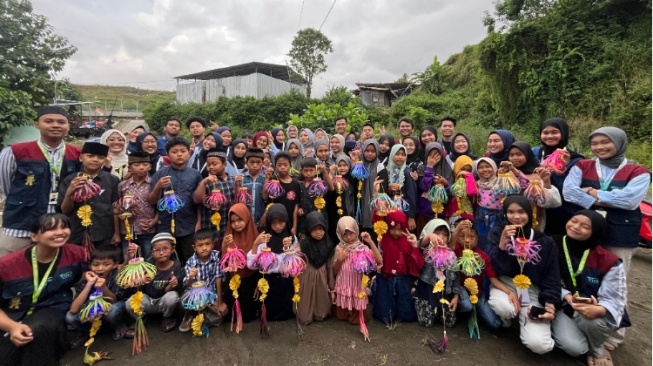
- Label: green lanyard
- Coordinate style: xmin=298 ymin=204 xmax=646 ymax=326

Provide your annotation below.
xmin=36 ymin=141 xmax=66 ymax=181
xmin=562 ymin=236 xmax=589 ymax=288
xmin=28 ymin=246 xmax=60 ymax=317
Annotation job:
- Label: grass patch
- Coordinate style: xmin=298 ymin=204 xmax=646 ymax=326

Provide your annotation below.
xmin=76 ymin=84 xmax=175 ymax=112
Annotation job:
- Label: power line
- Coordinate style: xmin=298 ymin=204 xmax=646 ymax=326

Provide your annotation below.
xmin=298 ymin=0 xmax=305 ymax=29
xmin=319 ymin=0 xmax=337 ymax=31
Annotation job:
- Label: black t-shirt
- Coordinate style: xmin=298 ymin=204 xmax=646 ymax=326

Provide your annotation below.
xmin=143 ymin=260 xmax=183 ymax=299
xmin=272 ymin=178 xmax=301 ymax=229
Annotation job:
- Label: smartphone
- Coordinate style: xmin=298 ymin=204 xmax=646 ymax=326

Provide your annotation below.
xmin=573 ymin=296 xmax=593 ymax=304
xmin=410 ymin=163 xmax=418 ymax=172
xmin=528 ymin=306 xmax=546 ymax=320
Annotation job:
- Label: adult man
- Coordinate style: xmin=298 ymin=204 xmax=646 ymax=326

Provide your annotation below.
xmin=334 ymin=116 xmax=348 ymax=137
xmin=361 ymin=122 xmax=375 ymax=141
xmin=398 ymin=118 xmax=415 ymax=140
xmin=438 ymin=116 xmax=457 ymax=153
xmin=0 ymin=106 xmax=82 ymax=256
xmin=157 ymin=118 xmax=181 ymax=156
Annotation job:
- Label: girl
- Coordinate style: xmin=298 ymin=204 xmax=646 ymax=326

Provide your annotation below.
xmin=329 ymin=134 xmax=344 ymax=164
xmin=563 ymin=126 xmax=650 ymax=350
xmin=297 ymin=212 xmax=336 ymax=324
xmin=445 ymin=156 xmax=477 ymax=222
xmin=100 ymin=129 xmax=128 ymax=180
xmin=299 ymin=128 xmax=315 ymax=158
xmin=287 ymin=125 xmax=299 ymax=140
xmin=445 ymin=133 xmax=478 ymax=169
xmin=551 ymin=211 xmax=626 ymax=366
xmin=127 ymin=125 xmax=146 ymax=154
xmin=136 ymin=131 xmax=164 ymax=175
xmin=332 ymin=216 xmax=382 ymax=325
xmin=314 ymin=139 xmax=332 ymax=168
xmin=284 ymin=139 xmax=304 ymax=178
xmin=222 ymin=203 xmax=261 ymax=323
xmin=534 ymin=118 xmax=585 ymax=236
xmin=372 ymin=210 xmax=424 ymax=323
xmin=359 ymin=140 xmax=389 ymax=234
xmin=508 ymin=141 xmax=562 ymax=231
xmin=326 ymin=155 xmax=358 ymax=243
xmin=218 ymin=127 xmax=232 ymax=154
xmin=270 ymin=128 xmax=286 ymax=157
xmin=190 ymin=131 xmax=224 ymax=178
xmin=386 ymin=144 xmax=417 ymax=230
xmin=347 ymin=131 xmax=358 ymax=141
xmin=378 ymin=134 xmax=395 ymax=166
xmin=227 ymin=138 xmax=248 ymax=174
xmin=0 ymin=214 xmax=87 ymax=366
xmin=416 ymin=142 xmax=454 ymax=234
xmin=314 ymin=128 xmax=329 ymax=142
xmin=418 ymin=126 xmax=438 ymax=163
xmin=487 ymin=195 xmax=561 ymax=355
xmin=486 ymin=129 xmax=516 ymax=167
xmin=252 ymin=131 xmax=269 ymax=149
xmin=263 ymin=152 xmax=301 ymax=235
xmin=247 ymin=204 xmax=298 ymax=321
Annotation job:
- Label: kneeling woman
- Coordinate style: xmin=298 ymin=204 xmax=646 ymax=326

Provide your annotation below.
xmin=551 ymin=210 xmax=626 ymax=366
xmin=487 ymin=195 xmax=561 ymax=355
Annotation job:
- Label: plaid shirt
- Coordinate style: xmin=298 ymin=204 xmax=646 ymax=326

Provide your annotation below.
xmin=200 ymin=174 xmax=235 ymax=238
xmin=184 ymin=250 xmax=223 ymax=293
xmin=118 ymin=176 xmax=156 ymax=235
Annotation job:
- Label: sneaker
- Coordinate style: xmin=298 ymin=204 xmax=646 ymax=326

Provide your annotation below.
xmin=179 ymin=314 xmax=193 ymax=332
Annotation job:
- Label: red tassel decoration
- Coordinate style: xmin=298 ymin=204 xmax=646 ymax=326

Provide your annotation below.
xmin=428 ymin=330 xmax=448 ymax=353
xmin=82 ymin=231 xmax=94 ymax=255
xmin=260 ymin=302 xmax=269 ymax=337
xmin=359 ymin=309 xmax=370 ymax=342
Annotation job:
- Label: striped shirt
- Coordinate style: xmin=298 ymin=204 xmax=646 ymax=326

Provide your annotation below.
xmin=184 ymin=250 xmax=223 ymax=293
xmin=0 ymin=140 xmax=64 ymax=238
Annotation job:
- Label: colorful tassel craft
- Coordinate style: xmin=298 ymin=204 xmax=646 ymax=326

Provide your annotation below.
xmin=428 ymin=184 xmax=448 ymax=217
xmin=308 ymin=178 xmax=327 ymax=197
xmin=541 ymin=148 xmax=570 ymax=174
xmin=455 ymin=249 xmax=485 ymax=276
xmin=350 ymin=245 xmax=377 ymax=274
xmin=492 ymin=172 xmax=521 ymax=196
xmin=83 ymin=319 xmax=112 ymax=365
xmin=505 ymin=234 xmax=542 ymax=265
xmin=181 ymin=281 xmax=218 ymax=311
xmin=203 ymin=188 xmax=228 ymax=210
xmin=370 ymin=193 xmax=395 ymax=217
xmin=220 ymin=245 xmax=246 ymax=273
xmin=373 ymin=220 xmax=388 ymax=242
xmin=355 ymin=180 xmax=363 ymax=222
xmin=258 ymin=277 xmax=270 ymax=337
xmin=72 ymin=174 xmax=102 ymax=203
xmin=333 ymin=175 xmax=349 ymax=193
xmin=524 ymin=179 xmax=546 ymax=206
xmin=157 ymin=189 xmax=185 ymax=213
xmin=229 ymin=274 xmax=243 ymax=333
xmin=264 ymin=180 xmax=285 ymax=199
xmin=351 ymin=161 xmax=369 ymax=180
xmin=279 ymin=249 xmax=307 ymax=278
xmin=253 ymin=247 xmax=278 ymax=273
xmin=79 ymin=288 xmax=112 ymax=323
xmin=116 ymin=258 xmax=157 ymax=288
xmin=426 ymin=241 xmax=457 ymax=270
xmin=234 ymin=187 xmax=253 ymax=205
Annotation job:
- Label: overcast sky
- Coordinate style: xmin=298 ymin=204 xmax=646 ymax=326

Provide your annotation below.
xmin=31 ymin=0 xmax=495 ymax=97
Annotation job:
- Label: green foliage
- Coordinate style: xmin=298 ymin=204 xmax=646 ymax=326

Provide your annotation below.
xmin=410 ymin=56 xmax=446 ymax=95
xmin=0 ymin=87 xmax=36 ymax=145
xmin=288 ymin=28 xmax=333 ymax=98
xmin=289 ymin=102 xmax=368 ymax=135
xmin=321 ymin=86 xmax=358 ymax=106
xmin=76 ymin=84 xmax=175 ymax=112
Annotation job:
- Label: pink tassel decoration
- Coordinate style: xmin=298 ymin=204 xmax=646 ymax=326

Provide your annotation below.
xmin=220 ymin=245 xmax=247 ymax=273
xmin=541 ymin=148 xmax=570 ymax=174
xmin=72 ymin=175 xmax=102 ymax=202
xmin=253 ymin=247 xmax=278 ymax=273
xmin=264 ymin=180 xmax=285 ymax=199
xmin=426 ymin=241 xmax=457 ymax=270
xmin=308 ymin=178 xmax=327 ymax=197
xmin=332 ymin=175 xmax=349 ymax=194
xmin=506 ymin=235 xmax=542 ymax=265
xmin=234 ymin=187 xmax=253 ymax=205
xmin=350 ymin=245 xmax=377 ymax=274
xmin=203 ymin=187 xmax=227 ymax=210
xmin=359 ymin=309 xmax=370 ymax=342
xmin=279 ymin=249 xmax=306 ymax=278
xmin=82 ymin=231 xmax=94 ymax=256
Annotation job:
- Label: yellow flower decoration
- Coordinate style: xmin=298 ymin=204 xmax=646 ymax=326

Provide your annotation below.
xmin=464 ymin=278 xmax=479 ymax=295
xmin=440 ymin=298 xmax=450 ymax=305
xmin=513 ymin=274 xmax=531 ymax=290
xmin=470 ymin=295 xmax=478 ymax=304
xmin=314 ymin=197 xmax=326 ymax=211
xmin=84 ymin=318 xmax=103 ymax=347
xmin=211 ymin=211 xmax=221 ymax=229
xmin=337 ymin=209 xmax=343 ymax=216
xmin=229 ymin=274 xmax=241 ymax=299
xmin=77 ymin=204 xmax=93 ymax=227
xmin=358 ymin=274 xmax=369 ymax=299
xmin=336 ymin=196 xmax=342 ymax=207
xmin=266 ymin=203 xmax=274 ymax=212
xmin=373 ymin=220 xmax=388 ymax=241
xmin=431 ymin=202 xmax=444 ymax=215
xmin=129 ymin=291 xmax=143 ymax=317
xmin=191 ymin=313 xmax=204 ymax=337
xmin=432 ymin=279 xmax=445 ymax=293
xmin=293 ymin=277 xmax=300 ymax=293
xmin=257 ymin=277 xmax=269 ymax=301
xmin=292 ymin=294 xmax=301 ymax=303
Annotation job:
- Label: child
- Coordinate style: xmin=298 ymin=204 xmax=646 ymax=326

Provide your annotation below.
xmin=67 ymin=246 xmax=128 ymax=340
xmin=298 ymin=158 xmax=334 ymax=237
xmin=359 ymin=139 xmax=389 ymax=235
xmin=59 ymin=142 xmax=120 ymax=248
xmin=416 ymin=142 xmax=453 ymax=234
xmin=297 ymin=212 xmax=336 ymax=324
xmin=414 ymin=219 xmax=464 ymax=328
xmin=149 ymin=137 xmax=202 ymax=262
xmin=445 ymin=155 xmax=478 ymax=224
xmin=263 ymin=152 xmax=301 ymax=235
xmin=193 ymin=148 xmax=235 ymax=244
xmin=284 ymin=138 xmax=304 ymax=178
xmin=246 ymin=204 xmax=298 ymax=321
xmin=125 ymin=233 xmax=182 ymax=333
xmin=372 ymin=210 xmax=424 ymax=323
xmin=221 ymin=203 xmax=261 ymax=323
xmin=325 ymin=155 xmax=358 ymax=243
xmin=386 ymin=144 xmax=417 ymax=231
xmin=180 ymin=229 xmax=227 ymax=332
xmin=117 ymin=151 xmax=158 ymax=260
xmin=332 ymin=216 xmax=382 ymax=326
xmin=314 ymin=139 xmax=332 ymax=168
xmin=238 ymin=148 xmax=267 ymax=225
xmin=450 ymin=219 xmax=504 ymax=329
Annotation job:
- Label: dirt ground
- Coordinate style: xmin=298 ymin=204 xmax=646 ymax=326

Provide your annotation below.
xmin=61 ymin=248 xmax=651 ymax=366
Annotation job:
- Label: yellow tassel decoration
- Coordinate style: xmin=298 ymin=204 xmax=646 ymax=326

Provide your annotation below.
xmin=358 ymin=274 xmax=369 ymax=299
xmin=191 ymin=313 xmax=205 ymax=337
xmin=257 ymin=277 xmax=269 ymax=301
xmin=78 ymin=205 xmax=93 ymax=227
xmin=211 ymin=211 xmax=221 ymax=231
xmin=230 ymin=274 xmax=241 ymax=299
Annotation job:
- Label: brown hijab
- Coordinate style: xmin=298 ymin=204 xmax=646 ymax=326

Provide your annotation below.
xmin=223 ymin=203 xmax=259 ymax=277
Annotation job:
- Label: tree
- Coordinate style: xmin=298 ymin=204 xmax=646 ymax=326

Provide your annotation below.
xmin=288 ymin=28 xmax=333 ymax=98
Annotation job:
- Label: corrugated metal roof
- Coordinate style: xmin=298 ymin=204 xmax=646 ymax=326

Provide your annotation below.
xmin=175 ymin=62 xmax=306 ymax=85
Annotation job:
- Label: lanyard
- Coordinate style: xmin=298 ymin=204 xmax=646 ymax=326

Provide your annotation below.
xmin=37 ymin=141 xmax=65 ymax=190
xmin=28 ymin=246 xmax=60 ymax=317
xmin=562 ymin=236 xmax=589 ymax=289
xmin=594 ymin=158 xmax=627 ymax=191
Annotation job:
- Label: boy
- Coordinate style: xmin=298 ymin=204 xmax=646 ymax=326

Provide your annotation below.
xmin=180 ymin=229 xmax=227 ymax=332
xmin=236 ymin=148 xmax=266 ymax=225
xmin=66 ymin=247 xmax=129 ymax=340
xmin=117 ymin=152 xmax=158 ymax=260
xmin=125 ymin=233 xmax=182 ymax=333
xmin=297 ymin=158 xmax=334 ymax=238
xmin=149 ymin=137 xmax=202 ymax=263
xmin=262 ymin=152 xmax=301 ymax=236
xmin=193 ymin=148 xmax=235 ymax=243
xmin=59 ymin=142 xmax=120 ymax=248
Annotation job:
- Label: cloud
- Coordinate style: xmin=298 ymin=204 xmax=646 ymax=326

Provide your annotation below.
xmin=31 ymin=0 xmax=494 ymax=96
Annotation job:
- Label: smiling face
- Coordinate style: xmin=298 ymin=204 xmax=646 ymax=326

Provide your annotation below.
xmin=566 ymin=215 xmax=592 ymax=241
xmin=287 ymin=126 xmax=298 ymax=139
xmin=330 ymin=136 xmax=342 ymax=153
xmin=379 ymin=139 xmax=391 ymax=154
xmin=315 ymin=130 xmax=327 ymax=140
xmin=30 ymin=222 xmax=70 ymax=249
xmin=399 ymin=121 xmax=413 ymax=137
xmin=393 ymin=148 xmax=407 ymax=165
xmin=403 ymin=138 xmax=416 ymax=155
xmin=221 ymin=130 xmax=232 ymax=146
xmin=256 ymin=136 xmax=268 ymax=149
xmin=202 ymin=135 xmax=216 ymax=151
xmin=234 ymin=142 xmax=247 ymax=158
xmin=440 ymin=120 xmax=455 ymax=139
xmin=505 ymin=203 xmax=529 ymax=226
xmin=35 ymin=113 xmax=70 ymax=142
xmin=540 ymin=126 xmax=562 ymax=147
xmin=335 ymin=119 xmax=347 ymax=135
xmin=420 ymin=129 xmax=436 ymax=144
xmin=275 ymin=131 xmax=285 ymax=143
xmin=590 ymin=134 xmax=618 ymax=160
xmin=130 ymin=128 xmax=144 ymax=143
xmin=337 ymin=160 xmax=350 ymax=175
xmin=487 ymin=133 xmax=504 ymax=154
xmin=105 ymin=132 xmax=125 ymax=154
xmin=476 ymin=161 xmax=494 ymax=180
xmin=453 ymin=135 xmax=468 ymax=154
xmin=141 ymin=135 xmax=158 ymax=154
xmin=508 ymin=147 xmax=527 ymax=169
xmin=299 ymin=131 xmax=310 ymax=145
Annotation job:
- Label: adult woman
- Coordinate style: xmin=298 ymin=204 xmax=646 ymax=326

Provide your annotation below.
xmin=551 ymin=210 xmax=626 ymax=366
xmin=329 ymin=134 xmax=345 ymax=162
xmin=127 ymin=125 xmax=146 ymax=153
xmin=100 ymin=129 xmax=129 ymax=180
xmin=270 ymin=128 xmax=286 ymax=156
xmin=299 ymin=128 xmax=315 ymax=158
xmin=377 ymin=134 xmax=395 ymax=166
xmin=563 ymin=126 xmax=650 ymax=350
xmin=190 ymin=131 xmax=224 ymax=177
xmin=252 ymin=131 xmax=269 ymax=149
xmin=227 ymin=138 xmax=248 ymax=174
xmin=418 ymin=126 xmax=438 ymax=163
xmin=486 ymin=129 xmax=516 ymax=167
xmin=533 ymin=118 xmax=585 ymax=236
xmin=0 ymin=214 xmax=87 ymax=366
xmin=487 ymin=195 xmax=561 ymax=355
xmin=136 ymin=131 xmax=163 ymax=176
xmin=286 ymin=125 xmax=299 ymax=140
xmin=445 ymin=133 xmax=478 ymax=168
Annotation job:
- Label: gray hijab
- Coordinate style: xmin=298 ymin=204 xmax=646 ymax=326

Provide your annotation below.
xmin=589 ymin=127 xmax=628 ymax=169
xmin=335 ymin=154 xmax=355 ymax=215
xmin=425 ymin=142 xmax=454 ymax=184
xmin=300 ymin=128 xmax=315 ymax=151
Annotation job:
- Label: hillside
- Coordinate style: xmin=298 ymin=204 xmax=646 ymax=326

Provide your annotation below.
xmin=75 ymin=84 xmax=175 ymax=112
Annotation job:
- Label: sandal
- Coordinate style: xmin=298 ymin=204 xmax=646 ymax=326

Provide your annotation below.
xmin=179 ymin=314 xmax=193 ymax=333
xmin=124 ymin=327 xmax=135 ymax=339
xmin=588 ymin=349 xmax=613 ymax=366
xmin=162 ymin=317 xmax=177 ymax=333
xmin=112 ymin=324 xmax=128 ymax=341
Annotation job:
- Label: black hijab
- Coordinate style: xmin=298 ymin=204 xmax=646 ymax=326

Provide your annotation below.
xmin=538 ymin=118 xmax=583 ymax=161
xmin=404 ymin=136 xmax=421 ymax=167
xmin=509 ymin=141 xmax=539 ymax=174
xmin=378 ymin=134 xmax=395 ymax=165
xmin=136 ymin=131 xmax=160 ymax=176
xmin=228 ymin=138 xmax=247 ymax=170
xmin=448 ymin=133 xmax=478 ymax=162
xmin=271 ymin=128 xmax=284 ymax=150
xmin=300 ymin=212 xmax=335 ymax=268
xmin=502 ymin=195 xmax=544 ymax=239
xmin=265 ymin=204 xmax=291 ymax=254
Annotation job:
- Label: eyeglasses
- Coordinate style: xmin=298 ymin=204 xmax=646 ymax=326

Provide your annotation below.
xmin=152 ymin=247 xmax=172 ymax=254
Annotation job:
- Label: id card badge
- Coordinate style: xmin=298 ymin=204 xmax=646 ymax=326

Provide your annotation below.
xmin=517 ymin=288 xmax=530 ymax=305
xmin=49 ymin=192 xmax=58 ymax=205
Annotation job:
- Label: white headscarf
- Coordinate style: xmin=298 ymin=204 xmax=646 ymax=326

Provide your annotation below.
xmin=100 ymin=129 xmax=128 ymax=179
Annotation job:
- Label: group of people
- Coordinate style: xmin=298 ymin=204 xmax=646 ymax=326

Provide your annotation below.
xmin=0 ymin=107 xmax=648 ymax=366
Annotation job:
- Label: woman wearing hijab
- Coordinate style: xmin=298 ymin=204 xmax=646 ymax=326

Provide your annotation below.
xmin=136 ymin=131 xmax=163 ymax=176
xmin=227 ymin=138 xmax=248 ymax=174
xmin=445 ymin=133 xmax=478 ymax=168
xmin=222 ymin=203 xmax=261 ymax=323
xmin=252 ymin=131 xmax=269 ymax=149
xmin=314 ymin=128 xmax=329 ymax=142
xmin=100 ymin=129 xmax=129 ymax=180
xmin=329 ymin=134 xmax=345 ymax=164
xmin=189 ymin=131 xmax=224 ymax=178
xmin=378 ymin=134 xmax=396 ymax=166
xmin=418 ymin=126 xmax=438 ymax=163
xmin=127 ymin=125 xmax=146 ymax=153
xmin=416 ymin=142 xmax=454 ymax=234
xmin=297 ymin=212 xmax=336 ymax=325
xmin=287 ymin=125 xmax=299 ymax=140
xmin=486 ymin=129 xmax=516 ymax=167
xmin=563 ymin=127 xmax=650 ymax=350
xmin=508 ymin=141 xmax=562 ymax=231
xmin=487 ymin=195 xmax=561 ymax=355
xmin=299 ymin=128 xmax=315 ymax=157
xmin=386 ymin=144 xmax=417 ymax=230
xmin=270 ymin=128 xmax=286 ymax=157
xmin=534 ymin=118 xmax=585 ymax=236
xmin=551 ymin=211 xmax=626 ymax=366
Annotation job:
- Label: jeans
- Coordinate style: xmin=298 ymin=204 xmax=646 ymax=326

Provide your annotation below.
xmin=372 ymin=274 xmax=417 ymax=323
xmin=66 ymin=300 xmax=126 ymax=331
xmin=121 ymin=233 xmax=155 ymax=262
